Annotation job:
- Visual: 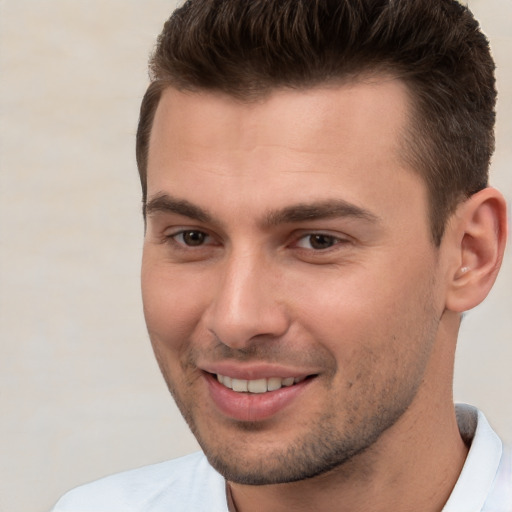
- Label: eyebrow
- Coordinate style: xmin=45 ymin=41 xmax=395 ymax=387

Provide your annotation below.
xmin=145 ymin=193 xmax=212 ymax=223
xmin=264 ymin=200 xmax=380 ymax=226
xmin=145 ymin=193 xmax=379 ymax=227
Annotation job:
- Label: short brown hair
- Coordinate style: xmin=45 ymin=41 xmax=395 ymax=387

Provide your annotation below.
xmin=136 ymin=0 xmax=496 ymax=244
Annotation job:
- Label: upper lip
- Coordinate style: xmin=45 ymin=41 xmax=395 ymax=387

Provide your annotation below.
xmin=199 ymin=362 xmax=317 ymax=380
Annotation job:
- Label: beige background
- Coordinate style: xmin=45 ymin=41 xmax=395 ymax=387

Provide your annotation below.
xmin=0 ymin=1 xmax=510 ymax=511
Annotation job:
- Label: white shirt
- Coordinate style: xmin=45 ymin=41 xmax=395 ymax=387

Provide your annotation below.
xmin=443 ymin=405 xmax=511 ymax=511
xmin=50 ymin=405 xmax=512 ymax=512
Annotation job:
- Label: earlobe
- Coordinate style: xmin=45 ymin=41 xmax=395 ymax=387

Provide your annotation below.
xmin=445 ymin=187 xmax=507 ymax=313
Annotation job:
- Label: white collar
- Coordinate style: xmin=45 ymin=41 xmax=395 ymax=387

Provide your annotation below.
xmin=442 ymin=404 xmax=505 ymax=512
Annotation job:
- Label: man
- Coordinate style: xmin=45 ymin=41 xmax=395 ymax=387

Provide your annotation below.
xmin=52 ymin=0 xmax=510 ymax=510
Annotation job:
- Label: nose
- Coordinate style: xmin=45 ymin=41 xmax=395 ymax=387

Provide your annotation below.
xmin=204 ymin=249 xmax=290 ymax=350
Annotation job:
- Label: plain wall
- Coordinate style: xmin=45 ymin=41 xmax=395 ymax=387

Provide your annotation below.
xmin=0 ymin=1 xmax=510 ymax=511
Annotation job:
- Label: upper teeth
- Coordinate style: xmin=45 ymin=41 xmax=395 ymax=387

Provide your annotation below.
xmin=216 ymin=374 xmax=305 ymax=393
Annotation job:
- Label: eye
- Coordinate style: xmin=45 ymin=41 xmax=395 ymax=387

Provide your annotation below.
xmin=295 ymin=233 xmax=345 ymax=250
xmin=171 ymin=230 xmax=212 ymax=247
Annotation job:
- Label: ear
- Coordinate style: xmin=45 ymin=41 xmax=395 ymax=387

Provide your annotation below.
xmin=445 ymin=187 xmax=508 ymax=313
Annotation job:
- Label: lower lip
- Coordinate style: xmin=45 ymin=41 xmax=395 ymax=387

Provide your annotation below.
xmin=204 ymin=373 xmax=312 ymax=422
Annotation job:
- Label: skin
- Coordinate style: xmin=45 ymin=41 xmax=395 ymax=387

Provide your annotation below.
xmin=141 ymin=80 xmax=506 ymax=512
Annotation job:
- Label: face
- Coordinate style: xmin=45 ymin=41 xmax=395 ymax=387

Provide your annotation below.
xmin=141 ymin=81 xmax=448 ymax=484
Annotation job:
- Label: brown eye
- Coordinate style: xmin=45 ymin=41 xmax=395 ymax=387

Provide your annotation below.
xmin=176 ymin=230 xmax=209 ymax=246
xmin=307 ymin=234 xmax=337 ymax=250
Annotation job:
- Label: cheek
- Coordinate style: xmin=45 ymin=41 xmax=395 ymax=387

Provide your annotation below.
xmin=142 ymin=265 xmax=207 ymax=402
xmin=293 ymin=260 xmax=437 ymax=368
xmin=141 ymin=259 xmax=210 ymax=354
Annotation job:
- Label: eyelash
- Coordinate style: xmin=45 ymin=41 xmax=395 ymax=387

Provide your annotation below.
xmin=169 ymin=230 xmax=213 ymax=246
xmin=293 ymin=233 xmax=349 ymax=251
xmin=165 ymin=229 xmax=349 ymax=252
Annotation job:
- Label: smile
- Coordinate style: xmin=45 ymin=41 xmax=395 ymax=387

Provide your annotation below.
xmin=216 ymin=374 xmax=307 ymax=393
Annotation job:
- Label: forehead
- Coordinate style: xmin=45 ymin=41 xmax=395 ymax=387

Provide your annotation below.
xmin=149 ymin=78 xmax=412 ymax=163
xmin=146 ymin=80 xmax=428 ymax=234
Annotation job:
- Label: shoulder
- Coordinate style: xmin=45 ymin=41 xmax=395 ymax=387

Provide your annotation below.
xmin=50 ymin=452 xmax=228 ymax=512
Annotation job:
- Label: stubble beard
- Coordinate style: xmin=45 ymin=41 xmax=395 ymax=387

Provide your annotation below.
xmin=203 ymin=402 xmax=413 ymax=485
xmin=158 ymin=356 xmax=429 ymax=486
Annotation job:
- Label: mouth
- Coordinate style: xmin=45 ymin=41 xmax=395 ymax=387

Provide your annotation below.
xmin=205 ymin=371 xmax=315 ymax=421
xmin=201 ymin=365 xmax=318 ymax=421
xmin=215 ymin=374 xmax=308 ymax=393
